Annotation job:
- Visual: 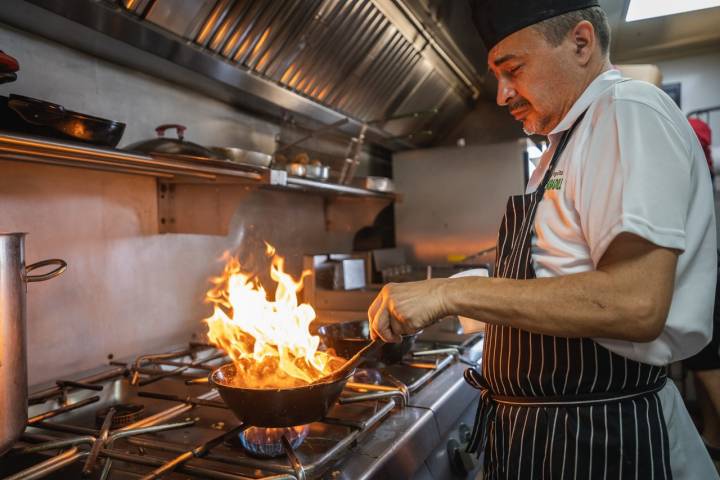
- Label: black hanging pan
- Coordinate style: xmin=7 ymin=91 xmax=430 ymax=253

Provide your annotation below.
xmin=0 ymin=94 xmax=125 ymax=147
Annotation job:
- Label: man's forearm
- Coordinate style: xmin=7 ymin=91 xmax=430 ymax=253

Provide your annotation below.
xmin=443 ymin=272 xmax=665 ymax=341
xmin=368 ymin=234 xmax=676 ymax=343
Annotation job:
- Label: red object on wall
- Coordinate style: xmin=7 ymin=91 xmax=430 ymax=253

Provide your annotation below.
xmin=0 ymin=51 xmax=19 ymax=73
xmin=689 ymin=117 xmax=713 ymax=172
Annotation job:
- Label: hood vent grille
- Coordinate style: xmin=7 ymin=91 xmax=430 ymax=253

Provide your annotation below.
xmin=124 ymin=0 xmax=474 ymax=133
xmin=5 ymin=0 xmax=482 ymax=148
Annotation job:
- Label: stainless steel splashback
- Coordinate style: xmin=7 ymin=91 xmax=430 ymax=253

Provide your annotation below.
xmin=394 ymin=140 xmax=527 ymax=265
xmin=3 ymin=0 xmax=484 ymax=150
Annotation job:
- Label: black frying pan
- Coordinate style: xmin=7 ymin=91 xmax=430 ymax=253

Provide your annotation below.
xmin=316 ymin=319 xmax=418 ymax=364
xmin=0 ymin=94 xmax=125 ymax=147
xmin=209 ymin=363 xmax=354 ymax=427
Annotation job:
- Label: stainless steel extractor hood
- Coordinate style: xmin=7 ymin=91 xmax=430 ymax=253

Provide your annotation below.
xmin=1 ymin=0 xmax=486 ymax=150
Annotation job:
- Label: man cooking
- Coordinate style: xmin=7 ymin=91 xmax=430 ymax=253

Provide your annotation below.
xmin=368 ymin=0 xmax=717 ymax=478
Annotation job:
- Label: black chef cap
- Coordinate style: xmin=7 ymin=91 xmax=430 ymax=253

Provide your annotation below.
xmin=471 ymin=0 xmax=600 ymax=51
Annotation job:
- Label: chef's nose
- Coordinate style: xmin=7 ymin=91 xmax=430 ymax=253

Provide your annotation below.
xmin=496 ymin=78 xmax=516 ymax=106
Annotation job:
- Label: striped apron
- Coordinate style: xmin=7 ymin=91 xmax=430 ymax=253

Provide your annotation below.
xmin=465 ymin=112 xmax=672 ymax=479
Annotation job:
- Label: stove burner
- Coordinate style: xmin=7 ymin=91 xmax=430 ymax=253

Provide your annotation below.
xmin=95 ymin=403 xmax=144 ymax=429
xmin=350 ymin=368 xmax=382 ymax=385
xmin=238 ymin=425 xmax=309 ymax=458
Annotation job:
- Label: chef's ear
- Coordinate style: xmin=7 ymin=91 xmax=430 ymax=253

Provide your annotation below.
xmin=571 ymin=20 xmax=595 ymax=65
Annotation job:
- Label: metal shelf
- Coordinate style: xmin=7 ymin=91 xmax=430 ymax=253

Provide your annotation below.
xmin=0 ymin=132 xmax=263 ymax=182
xmin=0 ymin=131 xmax=395 ymax=200
xmin=282 ymin=176 xmax=395 ymax=199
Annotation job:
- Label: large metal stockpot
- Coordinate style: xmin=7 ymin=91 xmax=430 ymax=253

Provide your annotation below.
xmin=0 ymin=233 xmax=66 ymax=455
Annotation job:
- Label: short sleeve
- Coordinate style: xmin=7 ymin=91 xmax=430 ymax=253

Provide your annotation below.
xmin=576 ymin=99 xmax=692 ymax=266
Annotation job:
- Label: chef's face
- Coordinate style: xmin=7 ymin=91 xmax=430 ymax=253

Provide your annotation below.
xmin=488 ymin=26 xmax=579 ymax=136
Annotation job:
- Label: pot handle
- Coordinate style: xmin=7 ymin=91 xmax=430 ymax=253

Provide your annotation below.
xmin=155 ymin=124 xmax=186 ymax=140
xmin=185 ymin=377 xmax=209 ymax=385
xmin=26 ymin=259 xmax=67 ymax=283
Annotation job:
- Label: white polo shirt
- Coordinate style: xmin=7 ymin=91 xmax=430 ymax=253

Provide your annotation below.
xmin=527 ymin=69 xmax=717 ymax=366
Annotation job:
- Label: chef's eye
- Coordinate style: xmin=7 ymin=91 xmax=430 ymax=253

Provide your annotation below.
xmin=509 ymin=65 xmax=523 ymax=75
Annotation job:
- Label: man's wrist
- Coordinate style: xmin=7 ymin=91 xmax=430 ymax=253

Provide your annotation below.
xmin=437 ymin=278 xmax=458 ymax=317
xmin=441 ymin=276 xmax=491 ymax=319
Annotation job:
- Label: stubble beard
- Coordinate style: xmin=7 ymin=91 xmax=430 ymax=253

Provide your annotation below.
xmin=522 ymin=114 xmax=552 ymax=137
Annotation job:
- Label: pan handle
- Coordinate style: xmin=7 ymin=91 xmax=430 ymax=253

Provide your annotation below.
xmin=26 ymin=259 xmax=67 ymax=283
xmin=185 ymin=377 xmax=209 ymax=385
xmin=155 ymin=124 xmax=186 ymax=140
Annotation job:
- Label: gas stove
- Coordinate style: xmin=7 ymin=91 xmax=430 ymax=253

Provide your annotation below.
xmin=1 ymin=319 xmax=483 ymax=480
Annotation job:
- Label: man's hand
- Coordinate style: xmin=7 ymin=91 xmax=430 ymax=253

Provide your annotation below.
xmin=368 ymin=279 xmax=450 ymax=343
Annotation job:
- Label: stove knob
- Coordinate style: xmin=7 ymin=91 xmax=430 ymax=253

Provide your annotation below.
xmin=447 ymin=438 xmax=476 ymax=476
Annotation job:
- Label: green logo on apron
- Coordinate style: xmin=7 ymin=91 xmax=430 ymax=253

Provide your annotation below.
xmin=545 ymin=170 xmax=564 ymax=191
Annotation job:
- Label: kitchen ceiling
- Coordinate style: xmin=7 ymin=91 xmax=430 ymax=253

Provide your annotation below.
xmin=600 ymin=0 xmax=720 ymax=62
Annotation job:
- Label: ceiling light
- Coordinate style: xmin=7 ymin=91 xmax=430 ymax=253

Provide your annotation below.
xmin=626 ymin=0 xmax=720 ymax=21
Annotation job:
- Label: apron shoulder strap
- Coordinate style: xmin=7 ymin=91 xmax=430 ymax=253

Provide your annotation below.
xmin=537 ymin=110 xmax=588 ymax=192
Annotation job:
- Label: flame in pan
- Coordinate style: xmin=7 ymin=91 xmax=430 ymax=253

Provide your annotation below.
xmin=204 ymin=244 xmax=342 ymax=389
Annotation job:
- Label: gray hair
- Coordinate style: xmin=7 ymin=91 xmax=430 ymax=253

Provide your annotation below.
xmin=532 ymin=6 xmax=611 ymax=55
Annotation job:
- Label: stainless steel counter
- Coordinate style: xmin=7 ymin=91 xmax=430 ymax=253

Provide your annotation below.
xmin=327 ymin=334 xmax=484 ymax=479
xmin=4 ymin=331 xmax=483 ymax=479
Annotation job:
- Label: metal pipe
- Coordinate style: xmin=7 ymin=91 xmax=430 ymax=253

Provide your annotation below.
xmin=19 ymin=419 xmax=195 ymax=468
xmin=345 ymin=382 xmax=399 ymax=392
xmin=27 ymin=396 xmax=101 ymax=425
xmin=109 ymin=420 xmax=197 ymax=442
xmin=137 ymin=365 xmax=190 ymax=386
xmin=55 ymin=380 xmax=104 ymax=392
xmin=4 ymin=447 xmax=87 ymax=480
xmin=101 ymin=448 xmax=280 ymax=480
xmin=31 ymin=421 xmax=98 ymax=436
xmin=117 ymin=404 xmax=194 ymax=432
xmin=137 ymin=391 xmax=227 ymax=409
xmin=407 ymin=355 xmax=454 ymax=392
xmin=339 ymin=390 xmax=406 ymax=405
xmin=281 ymin=435 xmax=306 ymax=480
xmin=20 ymin=436 xmax=95 ymax=454
xmin=28 ymin=367 xmax=125 ymax=405
xmin=412 ymin=348 xmax=460 ymax=357
xmin=130 ymin=349 xmax=193 ymax=385
xmin=99 ymin=420 xmax=197 ymax=480
xmin=117 ymin=390 xmax=219 ymax=432
xmin=137 ymin=425 xmax=244 ymax=480
xmin=81 ymin=407 xmax=115 ymax=477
